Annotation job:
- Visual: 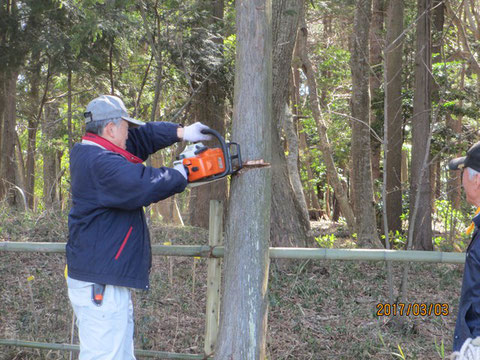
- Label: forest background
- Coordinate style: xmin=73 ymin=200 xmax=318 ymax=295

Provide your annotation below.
xmin=1 ymin=0 xmax=480 ymax=358
xmin=2 ymin=0 xmax=480 ymax=251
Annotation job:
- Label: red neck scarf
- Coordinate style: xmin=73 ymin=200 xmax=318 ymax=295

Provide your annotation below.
xmin=82 ymin=133 xmax=143 ymax=164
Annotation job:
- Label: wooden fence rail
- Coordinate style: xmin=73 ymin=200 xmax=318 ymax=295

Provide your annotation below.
xmin=0 ymin=339 xmax=205 ymax=359
xmin=0 ymin=242 xmax=466 ymax=264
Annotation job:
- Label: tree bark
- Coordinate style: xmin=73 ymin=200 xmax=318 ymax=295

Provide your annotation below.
xmin=0 ymin=71 xmax=5 ymax=190
xmin=369 ymin=0 xmax=384 ymax=182
xmin=410 ymin=0 xmax=433 ymax=250
xmin=292 ymin=63 xmax=321 ymax=212
xmin=385 ymin=0 xmax=405 ymax=235
xmin=446 ymin=111 xmax=462 ymax=209
xmin=350 ymin=0 xmax=382 ymax=248
xmin=189 ymin=0 xmax=227 ymax=229
xmin=297 ymin=17 xmax=357 ymax=236
xmin=283 ymin=103 xmax=310 ymax=231
xmin=269 ymin=0 xmax=310 ymax=247
xmin=42 ymin=102 xmax=61 ymax=209
xmin=25 ymin=52 xmax=42 ymax=209
xmin=67 ymin=68 xmax=73 ymax=150
xmin=0 ymin=71 xmax=19 ymax=206
xmin=214 ymin=0 xmax=272 ymax=358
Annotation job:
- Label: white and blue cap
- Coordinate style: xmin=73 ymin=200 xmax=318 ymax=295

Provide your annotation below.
xmin=84 ymin=95 xmax=145 ymax=126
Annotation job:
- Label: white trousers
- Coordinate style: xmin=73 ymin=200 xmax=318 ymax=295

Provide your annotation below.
xmin=67 ymin=278 xmax=136 ymax=360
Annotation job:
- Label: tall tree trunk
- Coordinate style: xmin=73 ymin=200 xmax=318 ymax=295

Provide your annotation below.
xmin=67 ymin=68 xmax=73 ymax=150
xmin=369 ymin=0 xmax=384 ymax=182
xmin=350 ymin=0 xmax=382 ymax=248
xmin=43 ymin=102 xmax=60 ymax=209
xmin=0 ymin=71 xmax=5 ymax=188
xmin=25 ymin=52 xmax=43 ymax=209
xmin=151 ymin=55 xmax=163 ymax=122
xmin=385 ymin=0 xmax=405 ymax=235
xmin=270 ymin=0 xmax=310 ymax=247
xmin=292 ymin=62 xmax=321 ymax=212
xmin=214 ymin=0 xmax=272 ymax=358
xmin=410 ymin=0 xmax=433 ymax=250
xmin=297 ymin=15 xmax=356 ymax=235
xmin=109 ymin=42 xmax=115 ymax=95
xmin=189 ymin=0 xmax=227 ymax=229
xmin=0 ymin=71 xmax=19 ymax=206
xmin=446 ymin=111 xmax=462 ymax=209
xmin=283 ymin=102 xmax=310 ymax=232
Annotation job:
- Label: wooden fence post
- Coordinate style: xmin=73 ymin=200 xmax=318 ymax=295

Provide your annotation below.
xmin=204 ymin=200 xmax=223 ymax=357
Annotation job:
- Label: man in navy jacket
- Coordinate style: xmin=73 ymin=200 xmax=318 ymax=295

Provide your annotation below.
xmin=449 ymin=141 xmax=480 ymax=359
xmin=66 ymin=95 xmax=211 ymax=360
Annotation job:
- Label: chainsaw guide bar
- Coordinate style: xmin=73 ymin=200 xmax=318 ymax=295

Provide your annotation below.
xmin=186 ymin=159 xmax=270 ymax=188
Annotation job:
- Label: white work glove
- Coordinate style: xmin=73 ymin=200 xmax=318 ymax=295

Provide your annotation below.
xmin=173 ymin=161 xmax=188 ymax=180
xmin=183 ymin=122 xmax=213 ymax=142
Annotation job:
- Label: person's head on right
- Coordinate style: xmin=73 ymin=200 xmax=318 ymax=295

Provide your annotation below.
xmin=449 ymin=141 xmax=480 ymax=206
xmin=84 ymin=95 xmax=145 ymax=150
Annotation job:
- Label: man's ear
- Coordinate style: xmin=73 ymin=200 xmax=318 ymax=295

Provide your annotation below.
xmin=103 ymin=122 xmax=115 ymax=138
xmin=475 ymin=172 xmax=480 ymax=188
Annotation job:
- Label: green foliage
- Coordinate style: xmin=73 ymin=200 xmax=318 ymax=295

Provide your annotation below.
xmin=382 ymin=231 xmax=407 ymax=250
xmin=315 ymin=233 xmax=336 ymax=248
xmin=434 ymin=337 xmax=445 ymax=359
xmin=392 ymin=344 xmax=406 ymax=360
xmin=431 ymin=200 xmax=470 ymax=252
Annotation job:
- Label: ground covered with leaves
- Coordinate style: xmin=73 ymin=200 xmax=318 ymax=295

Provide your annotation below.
xmin=0 ymin=211 xmax=463 ymax=359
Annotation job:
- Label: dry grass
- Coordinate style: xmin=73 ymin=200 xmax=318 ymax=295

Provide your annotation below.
xmin=0 ymin=209 xmax=462 ymax=359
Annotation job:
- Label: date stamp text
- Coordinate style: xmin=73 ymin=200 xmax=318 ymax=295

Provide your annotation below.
xmin=376 ymin=303 xmax=449 ymax=317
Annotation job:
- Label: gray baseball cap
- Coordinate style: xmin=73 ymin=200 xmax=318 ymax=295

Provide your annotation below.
xmin=84 ymin=95 xmax=145 ymax=126
xmin=448 ymin=141 xmax=480 ymax=172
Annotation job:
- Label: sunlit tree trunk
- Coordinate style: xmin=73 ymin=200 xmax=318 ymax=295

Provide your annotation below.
xmin=410 ymin=0 xmax=433 ymax=250
xmin=0 ymin=71 xmax=19 ymax=206
xmin=369 ymin=0 xmax=384 ymax=183
xmin=214 ymin=0 xmax=272 ymax=358
xmin=270 ymin=0 xmax=310 ymax=247
xmin=385 ymin=0 xmax=405 ymax=235
xmin=350 ymin=0 xmax=382 ymax=248
xmin=42 ymin=102 xmax=61 ymax=209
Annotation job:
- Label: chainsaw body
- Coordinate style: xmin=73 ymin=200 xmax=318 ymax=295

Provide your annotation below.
xmin=176 ymin=128 xmax=242 ymax=183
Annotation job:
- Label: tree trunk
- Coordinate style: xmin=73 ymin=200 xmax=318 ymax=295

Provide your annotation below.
xmin=430 ymin=0 xmax=444 ymax=213
xmin=25 ymin=51 xmax=43 ymax=209
xmin=385 ymin=0 xmax=405 ymax=235
xmin=369 ymin=0 xmax=384 ymax=182
xmin=283 ymin=103 xmax=310 ymax=234
xmin=188 ymin=0 xmax=227 ymax=229
xmin=446 ymin=112 xmax=462 ymax=209
xmin=350 ymin=0 xmax=382 ymax=248
xmin=0 ymin=71 xmax=5 ymax=191
xmin=410 ymin=0 xmax=433 ymax=250
xmin=67 ymin=68 xmax=73 ymax=150
xmin=292 ymin=63 xmax=321 ymax=212
xmin=43 ymin=102 xmax=61 ymax=209
xmin=214 ymin=0 xmax=272 ymax=358
xmin=297 ymin=17 xmax=356 ymax=236
xmin=270 ymin=0 xmax=310 ymax=247
xmin=0 ymin=71 xmax=19 ymax=206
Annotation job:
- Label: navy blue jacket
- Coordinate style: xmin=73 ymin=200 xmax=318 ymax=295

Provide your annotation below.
xmin=454 ymin=213 xmax=480 ymax=350
xmin=66 ymin=122 xmax=187 ymax=290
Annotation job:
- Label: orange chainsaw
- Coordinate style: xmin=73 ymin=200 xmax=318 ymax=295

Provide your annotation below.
xmin=175 ymin=128 xmax=269 ymax=187
xmin=175 ymin=128 xmax=242 ymax=185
